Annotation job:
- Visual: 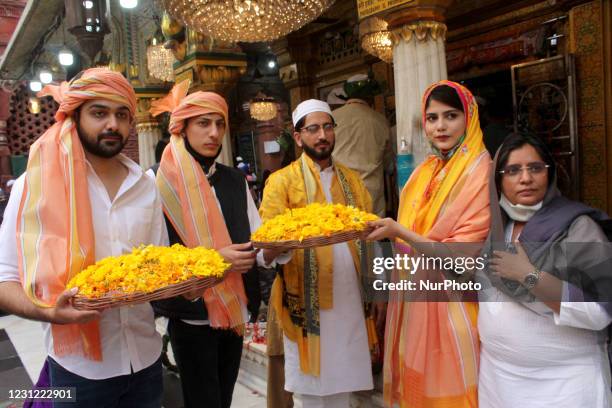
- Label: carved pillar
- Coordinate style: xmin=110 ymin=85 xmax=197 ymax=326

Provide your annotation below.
xmin=385 ymin=1 xmax=454 ymax=171
xmin=136 ymin=121 xmax=161 ymax=170
xmin=134 ymin=97 xmax=163 ymax=170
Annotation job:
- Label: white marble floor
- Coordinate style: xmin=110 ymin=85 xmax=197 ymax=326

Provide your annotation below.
xmin=0 ymin=314 xmax=267 ymax=408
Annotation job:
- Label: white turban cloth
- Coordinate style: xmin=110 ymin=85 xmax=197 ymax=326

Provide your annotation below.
xmin=292 ymin=99 xmax=333 ymax=127
xmin=326 ymin=87 xmax=346 ymax=105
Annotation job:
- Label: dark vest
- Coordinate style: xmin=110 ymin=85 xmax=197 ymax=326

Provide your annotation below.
xmin=151 ymin=163 xmax=260 ymax=321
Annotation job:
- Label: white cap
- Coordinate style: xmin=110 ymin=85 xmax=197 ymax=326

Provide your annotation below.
xmin=326 ymin=87 xmax=346 ymax=106
xmin=292 ymin=99 xmax=333 ymax=127
xmin=347 ymin=74 xmax=368 ymax=83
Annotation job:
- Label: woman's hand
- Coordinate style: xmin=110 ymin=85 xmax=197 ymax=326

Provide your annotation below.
xmin=366 ymin=218 xmax=402 ymax=241
xmin=489 ymin=243 xmax=533 ymax=283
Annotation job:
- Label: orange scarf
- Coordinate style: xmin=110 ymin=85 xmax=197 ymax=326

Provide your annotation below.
xmin=151 ymin=81 xmax=248 ymax=331
xmin=384 ymin=80 xmax=491 ymax=407
xmin=17 ymin=68 xmax=137 ymax=360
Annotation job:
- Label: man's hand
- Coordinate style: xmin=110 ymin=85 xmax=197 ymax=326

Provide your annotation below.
xmin=44 ymin=288 xmax=102 ymax=325
xmin=262 ymin=248 xmax=285 ymax=266
xmin=219 ymin=242 xmax=257 ymax=274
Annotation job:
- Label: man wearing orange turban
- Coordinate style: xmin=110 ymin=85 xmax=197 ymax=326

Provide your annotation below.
xmin=0 ymin=68 xmax=168 ymax=407
xmin=149 ymin=81 xmax=284 ymax=408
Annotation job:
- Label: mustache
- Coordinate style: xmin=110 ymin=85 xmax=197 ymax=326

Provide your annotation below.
xmin=97 ymin=131 xmax=123 ymax=141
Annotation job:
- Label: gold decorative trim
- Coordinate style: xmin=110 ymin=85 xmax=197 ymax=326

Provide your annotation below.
xmin=390 ymin=21 xmax=447 ymax=44
xmin=135 ymin=122 xmax=161 ymax=132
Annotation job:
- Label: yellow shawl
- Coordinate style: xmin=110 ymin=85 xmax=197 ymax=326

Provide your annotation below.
xmin=385 ymin=80 xmax=491 ymax=408
xmin=261 ymin=154 xmax=378 ymax=376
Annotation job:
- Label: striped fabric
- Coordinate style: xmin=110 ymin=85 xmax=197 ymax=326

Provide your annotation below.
xmin=16 ymin=68 xmax=136 ymax=360
xmin=151 ymin=81 xmax=248 ymax=332
xmin=384 ymin=80 xmax=490 ymax=407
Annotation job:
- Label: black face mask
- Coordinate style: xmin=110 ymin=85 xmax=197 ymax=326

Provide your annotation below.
xmin=184 ymin=136 xmax=222 ymax=174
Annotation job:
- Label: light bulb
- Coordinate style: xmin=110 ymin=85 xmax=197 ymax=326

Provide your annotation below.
xmin=267 ymin=60 xmax=276 ymax=69
xmin=119 ymin=0 xmax=138 ymax=9
xmin=39 ymin=70 xmax=53 ymax=84
xmin=58 ymin=48 xmax=74 ymax=66
xmin=29 ymin=81 xmax=42 ymax=92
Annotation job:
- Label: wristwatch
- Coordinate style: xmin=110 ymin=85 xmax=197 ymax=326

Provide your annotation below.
xmin=522 ymin=267 xmax=541 ymax=290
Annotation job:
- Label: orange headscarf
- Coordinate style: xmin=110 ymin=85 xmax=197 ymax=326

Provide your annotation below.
xmin=151 ymin=81 xmax=248 ymax=331
xmin=17 ymin=68 xmax=136 ymax=360
xmin=384 ymin=81 xmax=491 ymax=408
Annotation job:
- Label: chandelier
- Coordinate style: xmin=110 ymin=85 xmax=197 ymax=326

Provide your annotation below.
xmin=359 ymin=16 xmax=393 ymax=63
xmin=250 ymin=97 xmax=277 ymax=121
xmin=161 ymin=0 xmax=335 ymax=43
xmin=147 ymin=40 xmax=175 ymax=82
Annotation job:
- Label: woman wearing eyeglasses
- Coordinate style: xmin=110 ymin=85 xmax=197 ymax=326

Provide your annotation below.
xmin=367 ymin=81 xmax=491 ymax=407
xmin=478 ymin=132 xmax=612 ymax=407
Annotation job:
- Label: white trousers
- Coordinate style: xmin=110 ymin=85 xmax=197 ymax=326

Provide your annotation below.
xmin=299 ymin=392 xmax=350 ymax=408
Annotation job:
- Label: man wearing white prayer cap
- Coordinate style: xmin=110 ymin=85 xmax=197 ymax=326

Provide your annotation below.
xmin=326 ymin=87 xmax=346 ymax=109
xmin=260 ymin=99 xmax=378 ymax=408
xmin=332 ymin=73 xmax=393 ymax=218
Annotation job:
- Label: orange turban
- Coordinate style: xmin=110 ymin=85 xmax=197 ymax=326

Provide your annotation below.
xmin=39 ymin=67 xmax=137 ymax=120
xmin=150 ymin=79 xmax=228 ymax=135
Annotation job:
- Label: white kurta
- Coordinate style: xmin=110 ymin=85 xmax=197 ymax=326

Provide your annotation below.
xmin=478 ymin=222 xmax=612 ymax=408
xmin=283 ymin=165 xmax=374 ymax=396
xmin=478 ymin=291 xmax=612 ymax=408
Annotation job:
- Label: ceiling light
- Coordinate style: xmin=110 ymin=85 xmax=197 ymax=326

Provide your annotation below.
xmin=29 ymin=81 xmax=42 ymax=92
xmin=39 ymin=70 xmax=53 ymax=84
xmin=58 ymin=48 xmax=74 ymax=66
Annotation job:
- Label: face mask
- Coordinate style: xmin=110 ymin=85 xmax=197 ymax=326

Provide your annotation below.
xmin=499 ymin=193 xmax=542 ymax=222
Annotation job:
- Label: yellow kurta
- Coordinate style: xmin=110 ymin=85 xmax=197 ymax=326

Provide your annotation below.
xmin=260 ymin=154 xmax=375 ymax=377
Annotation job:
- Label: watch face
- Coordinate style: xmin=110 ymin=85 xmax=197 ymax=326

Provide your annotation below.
xmin=524 ymin=274 xmax=539 ymax=288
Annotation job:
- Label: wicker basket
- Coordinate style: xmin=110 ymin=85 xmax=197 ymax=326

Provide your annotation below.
xmin=252 ymin=227 xmax=373 ymax=250
xmin=73 ymin=275 xmax=222 ymax=311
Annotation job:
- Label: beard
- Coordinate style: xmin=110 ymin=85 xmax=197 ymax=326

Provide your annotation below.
xmin=77 ymin=124 xmax=127 ymax=158
xmin=301 ymin=140 xmax=334 ymax=161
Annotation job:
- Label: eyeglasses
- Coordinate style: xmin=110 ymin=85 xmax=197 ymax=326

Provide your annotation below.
xmin=498 ymin=162 xmax=550 ymax=177
xmin=299 ymin=122 xmax=337 ymax=135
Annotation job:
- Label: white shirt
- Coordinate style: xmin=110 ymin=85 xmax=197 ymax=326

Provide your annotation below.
xmin=283 ymin=164 xmax=373 ymax=396
xmin=0 ymin=154 xmax=168 ymax=380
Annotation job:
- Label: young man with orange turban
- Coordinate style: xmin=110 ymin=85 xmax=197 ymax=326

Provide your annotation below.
xmin=149 ymin=81 xmax=285 ymax=408
xmin=0 ymin=68 xmax=168 ymax=407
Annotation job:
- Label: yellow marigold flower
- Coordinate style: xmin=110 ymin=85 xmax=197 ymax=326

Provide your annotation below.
xmin=252 ymin=203 xmax=377 ymax=242
xmin=67 ymin=244 xmax=229 ymax=298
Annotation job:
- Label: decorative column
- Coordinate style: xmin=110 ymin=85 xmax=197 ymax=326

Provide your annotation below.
xmin=385 ymin=1 xmax=453 ymax=176
xmin=136 ymin=122 xmax=162 ymax=170
xmin=135 ymin=98 xmax=163 ymax=170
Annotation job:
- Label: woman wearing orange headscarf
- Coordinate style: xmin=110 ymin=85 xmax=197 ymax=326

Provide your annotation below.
xmin=367 ymin=81 xmax=491 ymax=407
xmin=149 ymin=81 xmax=277 ymax=408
